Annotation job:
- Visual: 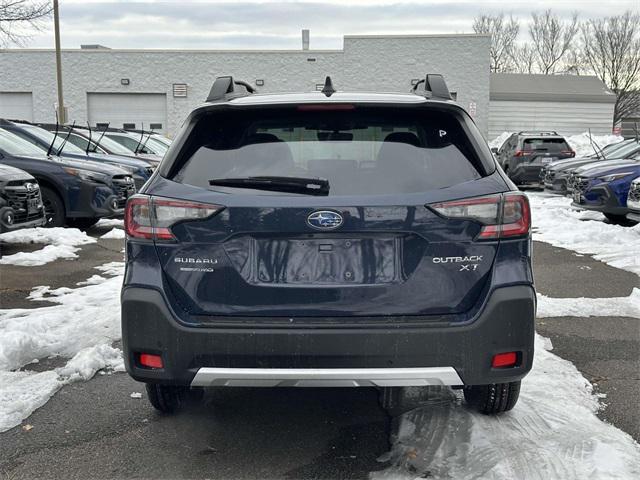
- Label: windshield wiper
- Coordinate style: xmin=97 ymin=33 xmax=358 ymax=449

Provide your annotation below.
xmin=209 ymin=176 xmax=329 ymax=196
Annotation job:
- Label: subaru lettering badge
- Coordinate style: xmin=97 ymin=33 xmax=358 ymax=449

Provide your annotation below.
xmin=307 ymin=210 xmax=343 ymax=230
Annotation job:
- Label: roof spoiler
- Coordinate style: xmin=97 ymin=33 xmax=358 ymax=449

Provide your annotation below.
xmin=206 ymin=76 xmax=256 ymax=103
xmin=411 ymin=74 xmax=452 ymax=100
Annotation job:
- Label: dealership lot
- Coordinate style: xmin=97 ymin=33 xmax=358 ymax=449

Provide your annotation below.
xmin=0 ymin=200 xmax=638 ymax=479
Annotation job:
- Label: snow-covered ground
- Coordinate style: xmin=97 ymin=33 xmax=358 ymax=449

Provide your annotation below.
xmin=0 ymin=190 xmax=639 ymax=478
xmin=0 ymin=227 xmax=97 ymax=267
xmin=373 ymin=335 xmax=640 ymax=479
xmin=0 ymin=262 xmax=124 ymax=432
xmin=528 ymin=192 xmax=640 ymax=276
xmin=489 ymin=132 xmax=625 ymax=158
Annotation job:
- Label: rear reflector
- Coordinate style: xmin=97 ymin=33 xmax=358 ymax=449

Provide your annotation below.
xmin=139 ymin=353 xmax=164 ymax=369
xmin=429 ymin=192 xmax=530 ymax=240
xmin=492 ymin=352 xmax=518 ymax=368
xmin=125 ymin=195 xmax=224 ymax=242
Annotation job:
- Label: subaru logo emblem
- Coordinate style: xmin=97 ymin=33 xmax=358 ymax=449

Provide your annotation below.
xmin=307 ymin=210 xmax=343 ymax=230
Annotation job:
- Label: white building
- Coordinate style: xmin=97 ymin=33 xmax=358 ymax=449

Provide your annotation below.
xmin=0 ymin=34 xmax=491 ymax=137
xmin=489 ymin=73 xmax=617 ymax=138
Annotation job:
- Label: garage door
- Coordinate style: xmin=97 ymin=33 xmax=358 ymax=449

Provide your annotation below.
xmin=0 ymin=92 xmax=34 ymax=122
xmin=87 ymin=93 xmax=167 ymax=133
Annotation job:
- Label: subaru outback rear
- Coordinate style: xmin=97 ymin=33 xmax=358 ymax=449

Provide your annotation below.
xmin=121 ymin=75 xmax=535 ymax=415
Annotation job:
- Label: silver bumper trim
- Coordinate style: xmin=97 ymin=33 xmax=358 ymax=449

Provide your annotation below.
xmin=190 ymin=367 xmax=464 ymax=388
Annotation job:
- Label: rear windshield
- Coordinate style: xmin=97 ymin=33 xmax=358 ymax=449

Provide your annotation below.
xmin=169 ymin=107 xmax=490 ymax=196
xmin=522 ymin=138 xmax=570 ymax=153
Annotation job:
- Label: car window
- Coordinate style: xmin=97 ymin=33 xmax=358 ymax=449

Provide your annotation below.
xmin=170 ymin=107 xmax=488 ymax=196
xmin=522 ymin=138 xmax=570 ymax=153
xmin=19 ymin=125 xmax=87 ymax=154
xmin=0 ymin=128 xmax=48 ymax=156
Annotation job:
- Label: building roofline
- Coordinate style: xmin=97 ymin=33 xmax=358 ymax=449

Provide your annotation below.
xmin=0 ymin=48 xmax=344 ymax=54
xmin=344 ymin=33 xmax=490 ymax=39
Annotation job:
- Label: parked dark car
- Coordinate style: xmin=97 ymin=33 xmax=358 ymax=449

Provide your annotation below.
xmin=542 ymin=139 xmax=640 ymax=194
xmin=0 ymin=120 xmax=154 ymax=190
xmin=626 ymin=177 xmax=640 ymax=223
xmin=122 ymin=75 xmax=535 ymax=416
xmin=0 ymin=163 xmax=46 ymax=232
xmin=571 ymin=157 xmax=640 ymax=224
xmin=0 ymin=127 xmax=136 ymax=228
xmin=494 ymin=131 xmax=574 ymax=185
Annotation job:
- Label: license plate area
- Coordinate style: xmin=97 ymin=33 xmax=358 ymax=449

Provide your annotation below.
xmin=27 ymin=198 xmax=41 ymax=213
xmin=253 ymin=236 xmax=401 ymax=285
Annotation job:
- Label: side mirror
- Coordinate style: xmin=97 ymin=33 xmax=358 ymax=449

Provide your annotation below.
xmin=490 ymin=147 xmax=499 ymax=154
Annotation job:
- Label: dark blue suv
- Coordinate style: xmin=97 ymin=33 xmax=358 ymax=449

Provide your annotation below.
xmin=122 ymin=76 xmax=535 ymax=415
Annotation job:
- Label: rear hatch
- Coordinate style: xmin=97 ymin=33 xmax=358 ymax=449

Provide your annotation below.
xmin=130 ymin=103 xmax=523 ymax=322
xmin=521 ymin=137 xmax=574 ymax=164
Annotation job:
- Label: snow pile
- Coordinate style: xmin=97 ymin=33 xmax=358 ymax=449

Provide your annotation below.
xmin=0 ymin=227 xmax=96 ymax=267
xmin=488 ymin=132 xmax=513 ymax=150
xmin=488 ymin=132 xmax=624 ymax=158
xmin=0 ymin=262 xmax=125 ymax=432
xmin=372 ymin=335 xmax=640 ymax=480
xmin=565 ymin=132 xmax=625 ymax=158
xmin=96 ymin=218 xmax=124 ymax=228
xmin=101 ymin=228 xmax=125 ymax=239
xmin=528 ymin=192 xmax=640 ymax=275
xmin=0 ymin=345 xmax=124 ymax=432
xmin=538 ymin=289 xmax=640 ymax=319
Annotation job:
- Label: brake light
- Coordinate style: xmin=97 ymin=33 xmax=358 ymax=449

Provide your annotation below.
xmin=561 ymin=150 xmax=576 ymax=157
xmin=124 ymin=195 xmax=224 ymax=241
xmin=514 ymin=150 xmax=532 ymax=157
xmin=297 ymin=104 xmax=355 ymax=111
xmin=429 ymin=193 xmax=530 ymax=240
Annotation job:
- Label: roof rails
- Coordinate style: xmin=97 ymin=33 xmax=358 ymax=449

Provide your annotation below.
xmin=205 ymin=76 xmax=256 ymax=103
xmin=517 ymin=131 xmax=559 ymax=136
xmin=411 ymin=74 xmax=452 ymax=101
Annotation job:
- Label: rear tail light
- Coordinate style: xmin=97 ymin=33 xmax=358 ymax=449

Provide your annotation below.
xmin=429 ymin=192 xmax=530 ymax=240
xmin=561 ymin=150 xmax=576 ymax=158
xmin=124 ymin=194 xmax=224 ymax=241
xmin=514 ymin=150 xmax=532 ymax=157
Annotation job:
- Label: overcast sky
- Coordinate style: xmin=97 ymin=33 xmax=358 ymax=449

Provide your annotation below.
xmin=14 ymin=0 xmax=640 ymax=50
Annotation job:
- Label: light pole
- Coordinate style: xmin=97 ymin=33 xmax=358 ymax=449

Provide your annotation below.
xmin=53 ymin=0 xmax=66 ymax=124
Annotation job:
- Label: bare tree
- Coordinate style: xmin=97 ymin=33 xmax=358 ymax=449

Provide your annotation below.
xmin=529 ymin=10 xmax=579 ymax=74
xmin=473 ymin=13 xmax=520 ymax=73
xmin=510 ymin=44 xmax=536 ymax=74
xmin=581 ymin=11 xmax=640 ymax=127
xmin=0 ymin=0 xmax=52 ymax=46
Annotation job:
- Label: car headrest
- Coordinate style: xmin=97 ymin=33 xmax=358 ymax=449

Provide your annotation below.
xmin=382 ymin=132 xmax=421 ymax=147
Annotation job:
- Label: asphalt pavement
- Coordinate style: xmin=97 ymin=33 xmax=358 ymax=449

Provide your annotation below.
xmin=0 ymin=227 xmax=638 ymax=479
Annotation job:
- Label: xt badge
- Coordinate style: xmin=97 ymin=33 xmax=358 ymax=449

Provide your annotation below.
xmin=459 ymin=264 xmax=479 ymax=271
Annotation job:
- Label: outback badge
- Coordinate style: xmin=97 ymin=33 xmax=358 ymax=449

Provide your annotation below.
xmin=307 ymin=210 xmax=343 ymax=230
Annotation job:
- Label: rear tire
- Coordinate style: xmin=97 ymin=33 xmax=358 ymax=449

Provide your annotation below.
xmin=67 ymin=218 xmax=100 ymax=230
xmin=464 ymin=381 xmax=521 ymax=414
xmin=145 ymin=383 xmax=187 ymax=414
xmin=40 ymin=187 xmax=65 ymax=228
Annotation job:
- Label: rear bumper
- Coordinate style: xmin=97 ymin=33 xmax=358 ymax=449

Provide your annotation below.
xmin=510 ymin=163 xmax=545 ymax=184
xmin=122 ymin=285 xmax=536 ymax=387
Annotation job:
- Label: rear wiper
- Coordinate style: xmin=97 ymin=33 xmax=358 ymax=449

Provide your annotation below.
xmin=209 ymin=176 xmax=329 ymax=196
